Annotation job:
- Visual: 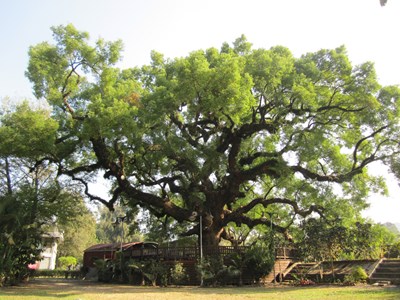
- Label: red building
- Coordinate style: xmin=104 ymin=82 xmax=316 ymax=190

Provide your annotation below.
xmin=83 ymin=242 xmax=158 ymax=268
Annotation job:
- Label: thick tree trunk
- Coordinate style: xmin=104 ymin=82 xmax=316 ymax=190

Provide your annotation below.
xmin=198 ymin=195 xmax=227 ymax=251
xmin=200 ymin=213 xmax=225 ymax=255
xmin=201 ymin=229 xmax=222 ymax=249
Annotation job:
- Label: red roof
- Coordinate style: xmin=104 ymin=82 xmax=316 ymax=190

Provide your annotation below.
xmin=84 ymin=241 xmax=157 ymax=253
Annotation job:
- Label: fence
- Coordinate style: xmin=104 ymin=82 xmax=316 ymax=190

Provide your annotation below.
xmin=124 ymin=245 xmax=297 ymax=261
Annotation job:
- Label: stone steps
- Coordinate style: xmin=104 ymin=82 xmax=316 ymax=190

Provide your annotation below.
xmin=370 ymin=259 xmax=400 ymax=285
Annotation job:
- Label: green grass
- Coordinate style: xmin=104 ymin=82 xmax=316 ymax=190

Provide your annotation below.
xmin=0 ymin=279 xmax=399 ymax=300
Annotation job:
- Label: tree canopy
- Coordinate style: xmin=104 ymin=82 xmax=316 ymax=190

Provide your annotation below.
xmin=57 ymin=198 xmax=97 ymax=262
xmin=22 ymin=24 xmax=400 ymax=247
xmin=296 ymin=218 xmax=398 ymax=262
xmin=0 ymin=143 xmax=87 ymax=284
xmin=0 ymin=98 xmax=98 ymax=284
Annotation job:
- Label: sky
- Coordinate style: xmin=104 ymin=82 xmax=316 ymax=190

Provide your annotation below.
xmin=1 ymin=0 xmax=399 ymax=224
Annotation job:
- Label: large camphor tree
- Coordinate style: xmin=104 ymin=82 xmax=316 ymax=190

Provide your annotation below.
xmin=25 ymin=25 xmax=400 ymax=248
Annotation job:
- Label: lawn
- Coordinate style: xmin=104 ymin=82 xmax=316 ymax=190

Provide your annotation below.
xmin=0 ymin=279 xmax=399 ymax=300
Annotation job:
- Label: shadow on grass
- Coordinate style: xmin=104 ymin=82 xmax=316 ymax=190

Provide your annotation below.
xmin=1 ymin=279 xmax=399 ymax=300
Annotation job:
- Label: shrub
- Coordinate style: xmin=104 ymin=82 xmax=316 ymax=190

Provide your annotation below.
xmin=32 ymin=269 xmax=64 ymax=277
xmin=129 ymin=259 xmax=169 ymax=286
xmin=343 ymin=266 xmax=368 ymax=285
xmin=170 ymin=262 xmax=188 ymax=285
xmin=196 ymin=244 xmax=274 ymax=286
xmin=146 ymin=259 xmax=169 ymax=286
xmin=58 ymin=256 xmax=77 ymax=270
xmin=352 ymin=266 xmax=368 ymax=281
xmin=197 ymin=255 xmax=244 ymax=286
xmin=197 ymin=256 xmax=225 ymax=286
xmin=242 ymin=244 xmax=274 ymax=283
xmin=94 ymin=259 xmax=114 ymax=283
xmin=31 ymin=269 xmax=81 ymax=278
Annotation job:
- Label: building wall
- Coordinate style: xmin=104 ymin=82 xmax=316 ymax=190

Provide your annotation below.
xmin=83 ymin=251 xmax=114 ymax=268
xmin=38 ymin=233 xmax=62 ymax=270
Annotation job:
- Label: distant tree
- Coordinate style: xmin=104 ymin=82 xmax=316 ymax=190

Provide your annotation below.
xmin=0 ymin=156 xmax=84 ymax=284
xmin=381 ymin=222 xmax=400 ymax=236
xmin=95 ymin=204 xmax=142 ymax=244
xmin=0 ymin=102 xmax=89 ymax=285
xmin=297 ymin=218 xmax=351 ymax=262
xmin=57 ymin=199 xmax=97 ymax=262
xmin=387 ymin=240 xmax=400 ymax=258
xmin=0 ymin=191 xmax=42 ymax=285
xmin=58 ymin=256 xmax=77 ymax=269
xmin=297 ymin=218 xmax=398 ymax=261
xmin=138 ymin=209 xmax=196 ymax=246
xmin=369 ymin=224 xmax=397 ymax=258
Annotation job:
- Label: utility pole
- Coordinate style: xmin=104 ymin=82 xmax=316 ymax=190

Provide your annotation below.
xmin=113 ymin=215 xmax=129 ymax=281
xmin=189 ymin=210 xmax=203 ymax=286
xmin=200 ymin=214 xmax=203 ymax=287
xmin=267 ymin=212 xmax=276 ymax=284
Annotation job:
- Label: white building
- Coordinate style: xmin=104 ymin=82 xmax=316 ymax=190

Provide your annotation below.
xmin=37 ymin=231 xmax=63 ymax=270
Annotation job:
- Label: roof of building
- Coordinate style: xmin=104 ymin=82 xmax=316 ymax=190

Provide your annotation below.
xmin=84 ymin=241 xmax=158 ymax=252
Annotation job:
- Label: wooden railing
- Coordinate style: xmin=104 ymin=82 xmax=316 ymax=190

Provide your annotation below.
xmin=124 ymin=246 xmax=297 ymax=261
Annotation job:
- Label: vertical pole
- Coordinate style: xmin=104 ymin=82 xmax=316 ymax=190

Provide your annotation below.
xmin=271 ymin=213 xmax=276 ymax=284
xmin=200 ymin=215 xmax=203 ymax=286
xmin=120 ymin=220 xmax=124 ymax=276
xmin=200 ymin=215 xmax=203 ymax=260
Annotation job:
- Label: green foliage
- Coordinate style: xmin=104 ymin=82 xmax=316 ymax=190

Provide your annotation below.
xmin=0 ymin=200 xmax=41 ymax=285
xmin=296 ymin=218 xmax=399 ymax=262
xmin=197 ymin=243 xmax=273 ymax=286
xmin=0 ymin=102 xmax=58 ymax=158
xmin=297 ymin=218 xmax=351 ymax=262
xmin=95 ymin=204 xmax=142 ymax=244
xmin=93 ymin=259 xmax=106 ymax=270
xmin=242 ymin=243 xmax=274 ymax=282
xmin=0 ymin=186 xmax=43 ymax=285
xmin=57 ymin=202 xmax=97 ymax=262
xmin=386 ymin=240 xmax=400 ymax=258
xmin=26 ymin=24 xmax=123 ymax=105
xmin=382 ymin=222 xmax=400 ymax=235
xmin=0 ymin=117 xmax=94 ymax=286
xmin=368 ymin=224 xmax=398 ymax=258
xmin=145 ymin=259 xmax=169 ymax=286
xmin=128 ymin=259 xmax=169 ymax=286
xmin=95 ymin=259 xmax=114 ymax=283
xmin=31 ymin=269 xmax=81 ymax=278
xmin=138 ymin=209 xmax=193 ymax=245
xmin=343 ymin=266 xmax=368 ymax=285
xmin=57 ymin=256 xmax=78 ymax=269
xmin=31 ymin=269 xmax=64 ymax=278
xmin=20 ymin=24 xmax=400 ymax=253
xmin=351 ymin=266 xmax=368 ymax=282
xmin=169 ymin=262 xmax=188 ymax=285
xmin=0 ymin=179 xmax=85 ymax=285
xmin=197 ymin=256 xmax=229 ymax=286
